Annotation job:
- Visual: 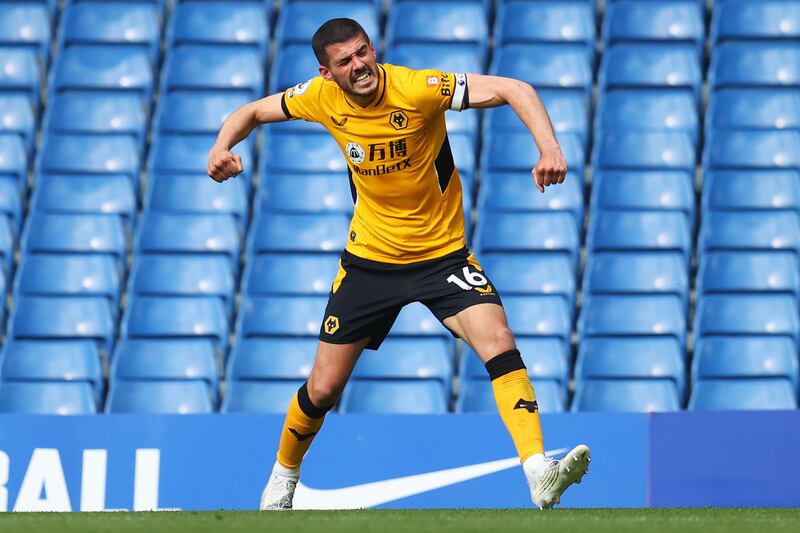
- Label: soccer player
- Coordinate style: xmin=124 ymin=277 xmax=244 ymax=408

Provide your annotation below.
xmin=208 ymin=18 xmax=590 ymax=510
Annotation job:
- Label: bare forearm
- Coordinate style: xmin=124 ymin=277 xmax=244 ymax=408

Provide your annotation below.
xmin=502 ymin=79 xmax=560 ymax=154
xmin=212 ymin=102 xmax=260 ymax=150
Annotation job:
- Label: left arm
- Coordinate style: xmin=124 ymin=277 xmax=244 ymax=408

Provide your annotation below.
xmin=466 ymin=73 xmax=566 ymax=193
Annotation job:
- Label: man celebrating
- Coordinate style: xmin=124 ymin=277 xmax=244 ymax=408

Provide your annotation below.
xmin=208 ymin=18 xmax=590 ymax=510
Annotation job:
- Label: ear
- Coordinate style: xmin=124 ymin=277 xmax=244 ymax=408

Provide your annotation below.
xmin=319 ymin=65 xmax=333 ymax=81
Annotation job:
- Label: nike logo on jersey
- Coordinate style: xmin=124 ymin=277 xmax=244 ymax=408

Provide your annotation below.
xmin=292 ymin=448 xmax=568 ymax=509
xmin=513 ymin=398 xmax=539 ymax=413
xmin=289 ymin=428 xmax=318 ymax=441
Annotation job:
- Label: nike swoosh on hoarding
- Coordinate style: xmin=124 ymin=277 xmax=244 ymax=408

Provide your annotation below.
xmin=292 ymin=448 xmax=568 ymax=510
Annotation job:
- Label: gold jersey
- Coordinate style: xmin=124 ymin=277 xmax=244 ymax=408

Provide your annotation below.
xmin=281 ymin=63 xmax=469 ymax=264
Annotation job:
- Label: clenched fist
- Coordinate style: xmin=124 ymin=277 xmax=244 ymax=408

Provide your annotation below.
xmin=532 ymin=148 xmax=567 ymax=193
xmin=208 ymin=147 xmax=243 ymax=183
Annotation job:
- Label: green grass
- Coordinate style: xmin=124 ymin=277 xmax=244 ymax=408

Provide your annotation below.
xmin=0 ymin=509 xmax=798 ymax=533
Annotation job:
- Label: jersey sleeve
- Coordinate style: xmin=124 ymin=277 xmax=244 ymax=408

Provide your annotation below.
xmin=281 ymin=76 xmax=326 ymax=123
xmin=406 ymin=69 xmax=469 ymax=117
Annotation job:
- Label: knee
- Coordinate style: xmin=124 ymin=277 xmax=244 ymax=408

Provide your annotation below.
xmin=307 ymin=375 xmax=344 ymax=408
xmin=492 ymin=326 xmax=516 ymax=354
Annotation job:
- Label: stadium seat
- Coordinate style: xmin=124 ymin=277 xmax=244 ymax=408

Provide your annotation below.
xmin=145 ymin=174 xmax=249 ymax=230
xmin=698 ymin=210 xmax=800 ymax=256
xmin=249 ymin=212 xmax=350 ymax=254
xmin=490 ymin=44 xmax=592 ymax=99
xmin=105 ymin=380 xmax=214 ymax=414
xmin=0 ymin=48 xmax=41 ymax=109
xmin=0 ymin=3 xmax=51 ymax=64
xmin=702 ymin=169 xmax=800 ymax=212
xmin=161 ymin=45 xmax=263 ymax=99
xmin=237 ymin=295 xmax=328 ymax=338
xmin=474 ymin=212 xmax=580 ymax=270
xmin=591 ymin=170 xmax=695 ymax=222
xmin=0 ymin=382 xmax=97 ymax=414
xmin=495 ymin=1 xmax=594 ymax=60
xmin=0 ymin=133 xmax=27 ymax=189
xmin=168 ymin=1 xmax=269 ymax=59
xmin=21 ymin=213 xmax=126 ymax=268
xmin=586 ymin=211 xmax=692 ymax=264
xmin=59 ymin=1 xmax=161 ymax=64
xmin=704 ymin=130 xmax=800 ymax=170
xmin=0 ymin=216 xmax=14 ymax=275
xmin=603 ymin=0 xmax=704 ymax=56
xmin=387 ymin=302 xmax=451 ymax=338
xmin=697 ymin=251 xmax=800 ymax=297
xmin=583 ymin=252 xmax=689 ymax=303
xmin=599 ymin=44 xmax=701 ymax=101
xmin=462 ymin=338 xmax=568 ymax=391
xmin=275 ymin=0 xmax=379 ymax=46
xmin=243 ymin=253 xmax=340 ymax=296
xmin=49 ymin=45 xmax=154 ymax=104
xmin=482 ymin=131 xmax=584 ymax=174
xmin=0 ymin=94 xmax=36 ymax=156
xmin=352 ymin=338 xmax=452 ymax=390
xmin=478 ymin=172 xmax=584 ymax=225
xmin=478 ymin=253 xmax=576 ymax=309
xmin=128 ymin=255 xmax=235 ymax=316
xmin=15 ymin=254 xmax=120 ymax=308
xmin=0 ymin=178 xmax=21 ymax=234
xmin=689 ymin=380 xmax=797 ymax=411
xmin=709 ymin=43 xmax=800 ymax=89
xmin=267 ymin=44 xmax=324 ymax=94
xmin=445 ymin=109 xmax=479 ymax=149
xmin=149 ymin=134 xmax=254 ymax=185
xmin=44 ymin=92 xmax=148 ymax=146
xmin=457 ymin=379 xmax=565 ymax=413
xmin=8 ymin=296 xmax=115 ymax=354
xmin=134 ymin=212 xmax=240 ymax=272
xmin=227 ymin=337 xmax=317 ymax=381
xmin=37 ymin=134 xmax=141 ymax=187
xmin=383 ymin=43 xmax=484 ymax=74
xmin=259 ymin=174 xmax=354 ymax=214
xmin=222 ymin=381 xmax=304 ymax=414
xmin=595 ymin=90 xmax=699 ymax=145
xmin=30 ymin=175 xmax=137 ymax=226
xmin=1 ymin=340 xmax=103 ymax=401
xmin=262 ymin=132 xmax=345 ymax=174
xmin=121 ymin=296 xmax=229 ymax=355
xmin=711 ymin=0 xmax=800 ymax=43
xmin=155 ymin=91 xmax=249 ymax=134
xmin=572 ymin=380 xmax=681 ymax=412
xmin=592 ymin=131 xmax=696 ymax=173
xmin=341 ymin=380 xmax=449 ymax=414
xmin=502 ymin=295 xmax=572 ymax=346
xmin=706 ymin=89 xmax=800 ymax=132
xmin=694 ymin=294 xmax=799 ymax=344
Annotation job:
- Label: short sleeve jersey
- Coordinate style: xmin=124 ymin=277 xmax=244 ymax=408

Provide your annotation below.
xmin=281 ymin=64 xmax=469 ymax=264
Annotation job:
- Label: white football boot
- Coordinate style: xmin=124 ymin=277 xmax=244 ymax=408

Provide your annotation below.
xmin=527 ymin=444 xmax=591 ymax=509
xmin=259 ymin=461 xmax=300 ymax=510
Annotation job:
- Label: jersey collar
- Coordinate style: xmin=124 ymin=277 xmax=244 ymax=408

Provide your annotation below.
xmin=343 ymin=64 xmax=387 ymax=109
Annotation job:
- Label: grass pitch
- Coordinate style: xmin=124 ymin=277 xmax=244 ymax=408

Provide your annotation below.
xmin=0 ymin=508 xmax=798 ymax=533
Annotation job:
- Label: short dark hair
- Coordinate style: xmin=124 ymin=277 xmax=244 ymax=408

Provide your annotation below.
xmin=311 ymin=18 xmax=370 ymax=66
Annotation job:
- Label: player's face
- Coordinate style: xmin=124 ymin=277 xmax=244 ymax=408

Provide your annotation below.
xmin=319 ymin=36 xmax=379 ymax=99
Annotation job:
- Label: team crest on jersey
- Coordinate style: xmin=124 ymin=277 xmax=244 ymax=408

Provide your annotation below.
xmin=324 ymin=315 xmax=340 ymax=334
xmin=345 ymin=142 xmax=366 ymax=164
xmin=286 ymin=79 xmax=312 ymax=98
xmin=389 ymin=110 xmax=409 ymax=130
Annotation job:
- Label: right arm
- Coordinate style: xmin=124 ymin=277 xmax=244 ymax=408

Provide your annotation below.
xmin=208 ymin=92 xmax=289 ymax=182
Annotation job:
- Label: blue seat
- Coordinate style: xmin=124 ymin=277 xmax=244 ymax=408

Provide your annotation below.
xmin=702 ymin=169 xmax=800 ymax=212
xmin=477 ymin=171 xmax=584 ymax=225
xmin=474 ymin=212 xmax=579 ymax=269
xmin=706 ymin=89 xmax=800 ymax=132
xmin=49 ymin=45 xmax=154 ymax=104
xmin=354 ymin=337 xmax=452 ymax=388
xmin=704 ymin=130 xmax=800 ymax=170
xmin=0 ymin=47 xmax=40 ymax=109
xmin=710 ymin=43 xmax=800 ymax=89
xmin=128 ymin=255 xmax=235 ymax=315
xmin=145 ymin=174 xmax=249 ymax=230
xmin=482 ymin=131 xmax=584 ymax=173
xmin=134 ymin=212 xmax=240 ymax=273
xmin=694 ymin=294 xmax=799 ymax=344
xmin=595 ymin=90 xmax=699 ymax=145
xmin=0 ymin=133 xmax=27 ymax=189
xmin=0 ymin=382 xmax=96 ymax=414
xmin=587 ymin=211 xmax=692 ymax=264
xmin=275 ymin=0 xmax=379 ymax=46
xmin=22 ymin=213 xmax=126 ymax=267
xmin=592 ymin=131 xmax=696 ymax=173
xmin=0 ymin=3 xmax=51 ymax=64
xmin=689 ymin=380 xmax=797 ymax=411
xmin=341 ymin=380 xmax=448 ymax=414
xmin=0 ymin=216 xmax=12 ymax=275
xmin=0 ymin=93 xmax=36 ymax=156
xmin=445 ymin=109 xmax=479 ymax=149
xmin=457 ymin=379 xmax=565 ymax=413
xmin=168 ymin=1 xmax=269 ymax=59
xmin=711 ymin=0 xmax=800 ymax=43
xmin=388 ymin=302 xmax=451 ymax=338
xmin=237 ymin=295 xmax=328 ymax=338
xmin=267 ymin=44 xmax=321 ymax=94
xmin=111 ymin=338 xmax=218 ymax=401
xmin=490 ymin=44 xmax=592 ymax=99
xmin=222 ymin=380 xmax=303 ymax=413
xmin=693 ymin=336 xmax=798 ymax=393
xmin=15 ymin=254 xmax=120 ymax=307
xmin=149 ymin=134 xmax=254 ymax=186
xmin=1 ymin=340 xmax=103 ymax=401
xmin=0 ymin=177 xmax=21 ymax=234
xmin=502 ymin=295 xmax=572 ymax=347
xmin=478 ymin=253 xmax=576 ymax=310
xmin=603 ymin=1 xmax=704 ymax=56
xmin=260 ymin=174 xmax=353 ymax=214
xmin=243 ymin=253 xmax=340 ymax=296
xmin=578 ymin=295 xmax=686 ymax=351
xmin=9 ymin=296 xmax=115 ymax=354
xmin=45 ymin=92 xmax=148 ymax=144
xmin=37 ymin=133 xmax=141 ymax=187
xmin=462 ymin=337 xmax=568 ymax=390
xmin=572 ymin=380 xmax=680 ymax=412
xmin=449 ymin=132 xmax=476 ymax=182
xmin=30 ymin=175 xmax=137 ymax=226
xmin=698 ymin=210 xmax=800 ymax=256
xmin=697 ymin=251 xmax=800 ymax=297
xmin=249 ymin=212 xmax=349 ymax=254
xmin=262 ymin=132 xmax=345 ymax=174
xmin=105 ymin=380 xmax=213 ymax=414
xmin=384 ymin=43 xmax=484 ymax=73
xmin=227 ymin=337 xmax=317 ymax=381
xmin=583 ymin=252 xmax=689 ymax=303
xmin=121 ymin=296 xmax=229 ymax=355
xmin=599 ymin=44 xmax=701 ymax=102
xmin=591 ymin=170 xmax=695 ymax=222
xmin=161 ymin=45 xmax=263 ymax=99
xmin=576 ymin=337 xmax=685 ymax=397
xmin=60 ymin=2 xmax=161 ymax=64
xmin=155 ymin=91 xmax=249 ymax=134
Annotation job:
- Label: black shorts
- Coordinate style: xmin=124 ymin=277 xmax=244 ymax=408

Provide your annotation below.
xmin=319 ymin=247 xmax=503 ymax=350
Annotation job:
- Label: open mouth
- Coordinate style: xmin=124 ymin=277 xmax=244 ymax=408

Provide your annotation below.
xmin=352 ymin=69 xmax=372 ymax=86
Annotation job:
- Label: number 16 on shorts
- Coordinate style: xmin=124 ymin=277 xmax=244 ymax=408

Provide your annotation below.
xmin=447 ymin=267 xmax=488 ymax=291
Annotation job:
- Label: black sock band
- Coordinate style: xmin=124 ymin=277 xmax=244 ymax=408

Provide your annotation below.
xmin=485 ymin=349 xmax=526 ymax=381
xmin=297 ymin=381 xmax=332 ymax=419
